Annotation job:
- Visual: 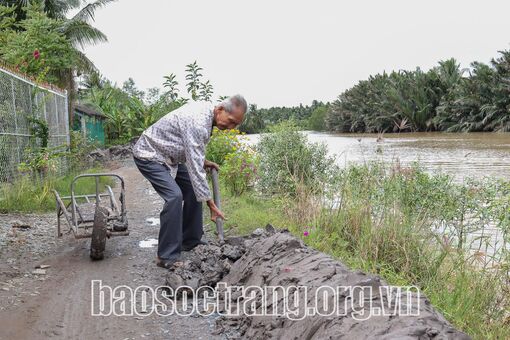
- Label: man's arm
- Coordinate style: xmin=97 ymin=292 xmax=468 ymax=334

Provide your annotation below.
xmin=206 ymin=199 xmax=225 ymax=222
xmin=181 ymin=126 xmax=212 ymax=202
xmin=179 ymin=121 xmax=226 ymax=221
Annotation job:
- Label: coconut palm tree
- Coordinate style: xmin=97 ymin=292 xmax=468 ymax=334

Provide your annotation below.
xmin=55 ymin=0 xmax=115 ymax=119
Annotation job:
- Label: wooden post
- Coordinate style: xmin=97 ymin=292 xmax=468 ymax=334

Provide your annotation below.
xmin=210 ymin=168 xmax=224 ymax=243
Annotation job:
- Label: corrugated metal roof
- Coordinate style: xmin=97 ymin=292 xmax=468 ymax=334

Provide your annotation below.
xmin=74 ymin=103 xmax=106 ymax=119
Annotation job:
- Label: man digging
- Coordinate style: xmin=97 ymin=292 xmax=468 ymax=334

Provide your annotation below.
xmin=132 ymin=95 xmax=247 ymax=269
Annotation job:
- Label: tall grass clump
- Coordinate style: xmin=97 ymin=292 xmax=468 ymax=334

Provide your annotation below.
xmin=0 ymin=168 xmax=113 ymax=213
xmin=297 ymin=163 xmax=509 ymax=339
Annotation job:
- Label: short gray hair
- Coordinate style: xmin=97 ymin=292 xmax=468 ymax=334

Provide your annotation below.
xmin=221 ymin=94 xmax=247 ymax=114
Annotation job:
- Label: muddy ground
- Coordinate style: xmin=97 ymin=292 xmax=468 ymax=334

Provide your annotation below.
xmin=0 ymin=159 xmax=220 ymax=339
xmin=0 ymin=158 xmax=471 ymax=339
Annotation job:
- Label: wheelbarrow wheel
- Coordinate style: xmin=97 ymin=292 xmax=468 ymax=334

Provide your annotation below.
xmin=90 ymin=206 xmax=108 ymax=261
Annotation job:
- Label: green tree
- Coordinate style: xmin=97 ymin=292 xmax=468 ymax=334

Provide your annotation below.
xmin=327 ymin=62 xmax=460 ymax=132
xmin=80 ymin=75 xmax=185 ymax=143
xmin=435 ymin=51 xmax=510 ymax=132
xmin=239 ymin=104 xmax=266 ymax=134
xmin=122 ymin=77 xmax=145 ymax=100
xmin=198 ymin=80 xmax=213 ymax=101
xmin=0 ymin=4 xmax=76 ymax=84
xmin=0 ymin=0 xmax=114 ymax=117
xmin=307 ymin=105 xmax=329 ymax=131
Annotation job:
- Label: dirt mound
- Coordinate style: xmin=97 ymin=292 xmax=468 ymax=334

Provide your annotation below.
xmin=165 ymin=238 xmax=246 ymax=290
xmin=88 ymin=137 xmax=138 ymax=163
xmin=167 ymin=226 xmax=471 ymax=339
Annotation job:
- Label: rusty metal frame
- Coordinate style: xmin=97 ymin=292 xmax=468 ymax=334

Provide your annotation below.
xmin=53 ymin=173 xmax=128 ymax=238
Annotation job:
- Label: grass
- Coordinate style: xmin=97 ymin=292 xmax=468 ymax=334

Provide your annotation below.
xmin=206 ymin=181 xmax=290 ymax=236
xmin=218 ymin=162 xmax=510 ymax=340
xmin=0 ymin=167 xmax=114 ymax=213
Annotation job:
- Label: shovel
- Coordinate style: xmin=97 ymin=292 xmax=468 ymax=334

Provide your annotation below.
xmin=210 ymin=168 xmax=225 ymax=243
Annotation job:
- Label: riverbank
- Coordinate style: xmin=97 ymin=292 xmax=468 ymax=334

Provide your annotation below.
xmin=218 ymin=162 xmax=510 ymax=339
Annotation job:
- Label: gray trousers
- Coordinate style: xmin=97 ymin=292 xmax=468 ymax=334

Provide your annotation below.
xmin=134 ymin=157 xmax=203 ymax=260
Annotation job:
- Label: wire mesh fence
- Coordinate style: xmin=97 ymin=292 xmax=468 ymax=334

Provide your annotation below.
xmin=0 ymin=66 xmax=69 ymax=183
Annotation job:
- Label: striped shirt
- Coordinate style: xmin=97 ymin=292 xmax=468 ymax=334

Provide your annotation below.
xmin=132 ymin=101 xmax=214 ymax=202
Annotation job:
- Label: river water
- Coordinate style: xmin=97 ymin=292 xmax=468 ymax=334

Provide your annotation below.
xmin=243 ymin=132 xmax=510 ymax=181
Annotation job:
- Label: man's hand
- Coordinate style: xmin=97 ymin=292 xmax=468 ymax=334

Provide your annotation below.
xmin=207 ymin=200 xmax=226 ymax=222
xmin=204 ymin=160 xmax=220 ymax=171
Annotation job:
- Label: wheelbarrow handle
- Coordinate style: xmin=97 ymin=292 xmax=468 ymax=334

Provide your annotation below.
xmin=210 ymin=168 xmax=224 ymax=243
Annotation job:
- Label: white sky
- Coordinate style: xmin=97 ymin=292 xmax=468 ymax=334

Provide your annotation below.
xmin=83 ymin=0 xmax=510 ymax=108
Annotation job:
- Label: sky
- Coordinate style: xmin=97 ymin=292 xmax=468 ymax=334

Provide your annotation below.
xmin=82 ymin=0 xmax=510 ymax=108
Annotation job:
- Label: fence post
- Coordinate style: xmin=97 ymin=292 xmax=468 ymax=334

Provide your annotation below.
xmin=54 ymin=94 xmax=59 ymax=129
xmin=43 ymin=92 xmax=47 ymax=121
xmin=64 ymin=90 xmax=70 ymax=147
xmin=10 ymin=78 xmax=21 ymax=164
xmin=28 ymin=84 xmax=33 ymax=116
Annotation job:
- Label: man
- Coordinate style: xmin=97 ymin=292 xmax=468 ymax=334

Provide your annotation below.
xmin=132 ymin=95 xmax=247 ymax=269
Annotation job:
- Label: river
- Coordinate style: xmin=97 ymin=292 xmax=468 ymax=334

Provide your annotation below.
xmin=243 ymin=132 xmax=510 ymax=181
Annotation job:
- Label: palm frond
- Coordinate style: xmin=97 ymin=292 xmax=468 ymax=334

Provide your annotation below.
xmin=73 ymin=49 xmax=98 ymax=74
xmin=60 ymin=19 xmax=107 ymax=48
xmin=72 ymin=0 xmax=116 ymax=23
xmin=42 ymin=0 xmax=81 ymax=19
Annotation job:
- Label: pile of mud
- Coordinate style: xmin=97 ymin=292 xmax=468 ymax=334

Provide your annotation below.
xmin=166 ymin=226 xmax=471 ymax=339
xmin=88 ymin=137 xmax=138 ymax=163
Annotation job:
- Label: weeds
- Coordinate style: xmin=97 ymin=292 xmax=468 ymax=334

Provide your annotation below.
xmin=0 ymin=168 xmax=113 ymax=213
xmin=286 ymin=163 xmax=509 ymax=339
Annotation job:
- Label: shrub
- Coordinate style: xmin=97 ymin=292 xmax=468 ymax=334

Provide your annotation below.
xmin=206 ymin=127 xmax=243 ymax=166
xmin=256 ymin=121 xmax=336 ymax=196
xmin=18 ymin=117 xmax=66 ymax=178
xmin=17 ymin=145 xmax=65 ymax=177
xmin=68 ymin=130 xmax=99 ymax=171
xmin=221 ymin=146 xmax=259 ymax=196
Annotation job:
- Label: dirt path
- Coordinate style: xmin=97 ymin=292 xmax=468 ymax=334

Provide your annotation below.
xmin=0 ymin=160 xmax=221 ymax=340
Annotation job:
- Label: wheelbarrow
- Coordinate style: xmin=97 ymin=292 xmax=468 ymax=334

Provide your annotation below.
xmin=53 ymin=173 xmax=129 ymax=260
